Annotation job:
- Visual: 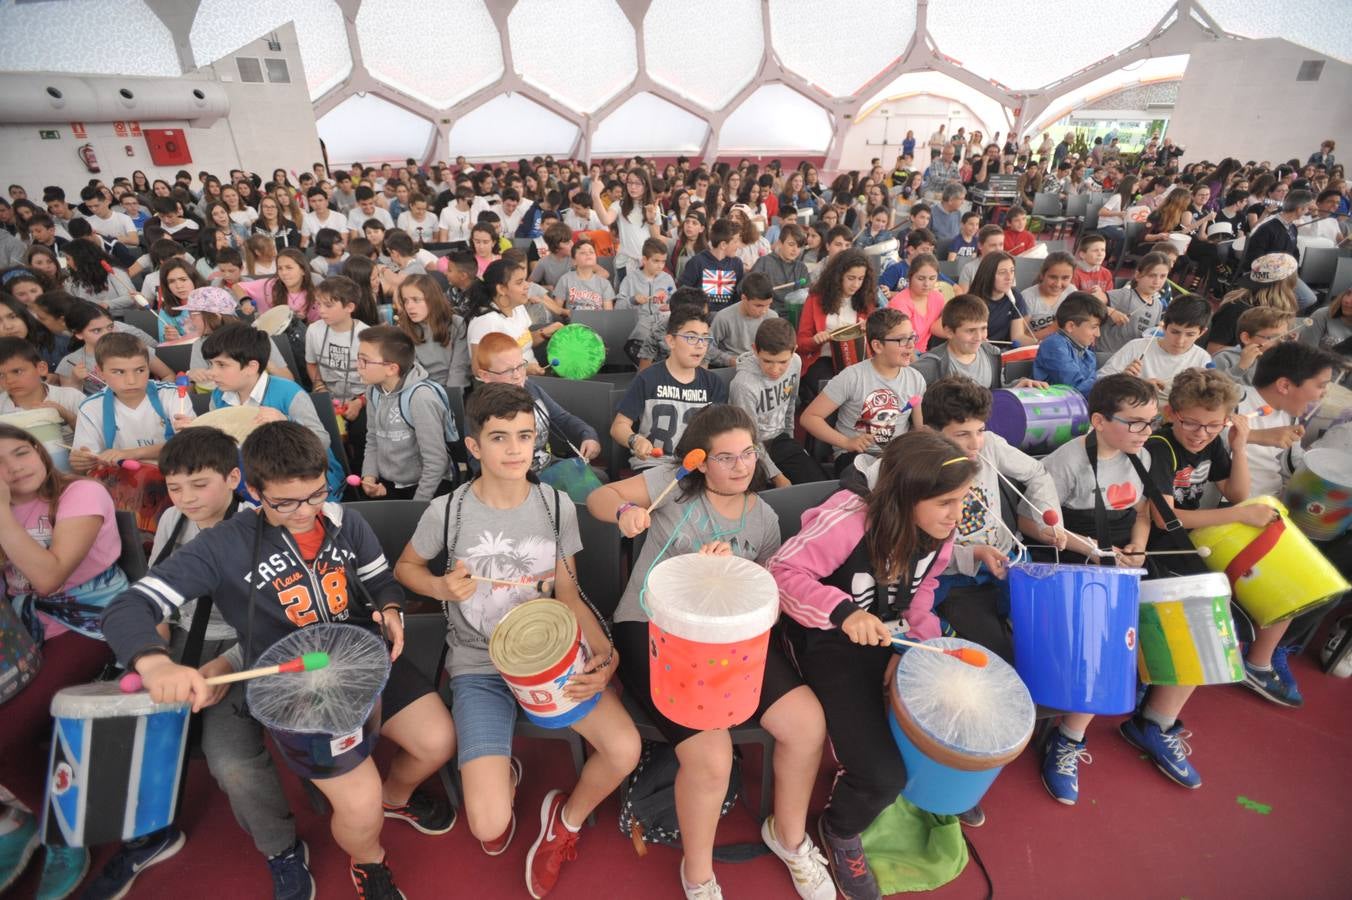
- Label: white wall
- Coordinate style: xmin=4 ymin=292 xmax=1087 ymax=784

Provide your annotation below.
xmin=838 ymin=94 xmax=997 ymax=171
xmin=1168 ymin=38 xmax=1351 ymax=164
xmin=0 ymin=24 xmax=322 ymax=197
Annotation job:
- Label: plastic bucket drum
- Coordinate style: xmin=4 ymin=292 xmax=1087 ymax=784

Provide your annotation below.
xmin=646 ymin=555 xmax=780 ymax=730
xmin=42 ymin=683 xmax=189 ymax=847
xmin=489 ymin=598 xmax=598 ymax=729
xmin=1009 ymin=562 xmax=1145 ymax=714
xmin=0 ymin=407 xmax=68 ymax=472
xmin=1285 ymin=449 xmax=1352 ymax=542
xmin=988 ymin=386 xmax=1090 ymax=456
xmin=1136 ymin=573 xmax=1243 ymax=686
xmin=1191 ymin=496 xmax=1350 ymax=627
xmin=1301 ymin=383 xmax=1352 ymax=448
xmin=1000 ymin=345 xmax=1040 ymax=366
xmin=887 ymin=638 xmax=1034 ymax=815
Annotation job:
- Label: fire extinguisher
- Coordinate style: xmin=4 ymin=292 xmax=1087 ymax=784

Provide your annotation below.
xmin=78 ymin=143 xmax=101 ymax=173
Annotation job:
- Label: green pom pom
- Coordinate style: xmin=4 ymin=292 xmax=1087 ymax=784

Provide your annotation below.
xmin=301 ymin=652 xmax=330 ymax=672
xmin=547 ymin=324 xmax=606 ymax=380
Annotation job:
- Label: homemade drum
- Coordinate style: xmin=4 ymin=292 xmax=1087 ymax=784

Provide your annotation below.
xmin=489 ymin=598 xmax=598 ymax=728
xmin=1285 ymin=449 xmax=1352 ymax=542
xmin=42 ymin=683 xmax=190 ymax=847
xmin=1136 ymin=573 xmax=1243 ymax=686
xmin=1191 ymin=496 xmax=1350 ymax=627
xmin=1009 ymin=562 xmax=1145 ymax=714
xmin=988 ymin=386 xmax=1090 ymax=456
xmin=887 ymin=637 xmax=1034 ymax=815
xmin=0 ymin=406 xmax=68 ymax=472
xmin=247 ymin=624 xmax=391 ymax=779
xmin=546 ymin=324 xmax=606 ymax=381
xmin=645 ymin=555 xmax=780 ymax=730
xmin=999 ymin=345 xmax=1040 ymax=366
xmin=0 ymin=597 xmax=40 ymax=705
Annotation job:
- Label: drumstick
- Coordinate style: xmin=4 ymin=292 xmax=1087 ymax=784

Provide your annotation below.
xmin=1134 ymin=326 xmax=1165 ymax=365
xmin=175 ymin=372 xmax=190 ymax=416
xmin=1274 ymin=318 xmax=1314 ymax=341
xmin=961 ymin=487 xmax=1028 ymax=557
xmin=891 ymin=638 xmax=988 ymax=667
xmin=130 ymin=290 xmax=179 ymax=331
xmin=117 ymin=652 xmax=330 ymax=693
xmin=980 ymin=454 xmax=1061 ymax=530
xmin=646 ymin=449 xmax=708 ymax=514
xmin=772 ymin=277 xmax=810 ymax=291
xmin=1007 ymin=293 xmax=1036 ymax=341
xmin=470 ymin=573 xmax=554 ymax=592
xmin=1142 ymin=547 xmax=1212 ymax=558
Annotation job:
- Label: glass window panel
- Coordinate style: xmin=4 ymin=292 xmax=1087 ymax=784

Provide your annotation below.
xmin=593 ymin=93 xmax=708 ymax=155
xmin=447 ymin=93 xmax=580 ymax=158
xmin=644 ymin=0 xmax=762 ymax=109
xmin=191 ymin=0 xmax=352 ymax=99
xmin=507 ymin=0 xmax=636 ymax=113
xmin=0 ymin=0 xmax=179 ymax=77
xmin=721 ymin=84 xmax=832 ymax=152
xmin=927 ymin=0 xmax=1175 ymax=90
xmin=1029 ymin=55 xmax=1189 ymax=133
xmin=357 ymin=0 xmax=503 ymax=108
xmin=768 ymin=0 xmax=915 ymax=97
xmin=316 ymin=93 xmax=435 ymax=166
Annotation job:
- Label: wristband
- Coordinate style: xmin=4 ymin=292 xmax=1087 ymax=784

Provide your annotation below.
xmin=616 ymin=501 xmax=638 ymax=519
xmin=626 ymin=432 xmax=642 ymax=450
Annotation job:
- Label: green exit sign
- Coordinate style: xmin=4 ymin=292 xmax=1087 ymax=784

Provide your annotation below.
xmin=39 ymin=129 xmax=60 ymax=140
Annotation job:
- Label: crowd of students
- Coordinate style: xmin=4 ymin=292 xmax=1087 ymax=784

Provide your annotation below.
xmin=0 ymin=137 xmax=1349 ymax=900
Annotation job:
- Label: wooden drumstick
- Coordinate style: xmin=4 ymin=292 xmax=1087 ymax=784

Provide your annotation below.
xmin=118 ymin=652 xmax=330 ymax=693
xmin=470 ymin=574 xmax=554 ymax=593
xmin=891 ymin=638 xmax=988 ymax=667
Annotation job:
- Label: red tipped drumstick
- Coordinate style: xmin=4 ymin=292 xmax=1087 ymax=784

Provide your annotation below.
xmin=649 ymin=446 xmax=664 ymax=458
xmin=891 ymin=638 xmax=988 ymax=667
xmin=118 ymin=652 xmax=329 ymax=693
xmin=646 ymin=449 xmax=708 ymax=514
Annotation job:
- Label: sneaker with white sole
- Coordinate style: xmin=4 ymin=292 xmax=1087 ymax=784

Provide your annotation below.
xmin=526 ymin=790 xmax=580 ymax=899
xmin=0 ymin=807 xmax=39 ymax=894
xmin=80 ymin=826 xmax=185 ymax=900
xmin=760 ymin=815 xmax=834 ymax=900
xmin=266 ymin=840 xmax=316 ymax=900
xmin=37 ymin=845 xmax=90 ymax=900
xmin=816 ymin=817 xmax=880 ymax=900
xmin=1041 ymin=730 xmax=1092 ymax=806
xmin=1119 ymin=716 xmax=1202 ymax=789
xmin=680 ymin=859 xmax=724 ymax=900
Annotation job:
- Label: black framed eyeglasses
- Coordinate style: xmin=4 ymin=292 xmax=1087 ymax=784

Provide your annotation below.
xmin=260 ymin=485 xmax=328 ymax=513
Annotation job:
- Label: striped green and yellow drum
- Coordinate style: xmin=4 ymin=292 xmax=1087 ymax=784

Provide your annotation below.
xmin=1136 ymin=573 xmax=1243 ymax=686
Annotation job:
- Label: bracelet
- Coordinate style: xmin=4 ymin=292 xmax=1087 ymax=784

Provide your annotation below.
xmin=626 ymin=432 xmax=642 ymax=450
xmin=616 ymin=501 xmax=638 ymax=519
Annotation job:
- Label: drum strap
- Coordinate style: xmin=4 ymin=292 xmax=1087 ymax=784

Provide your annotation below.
xmin=1225 ymin=516 xmax=1285 ymax=583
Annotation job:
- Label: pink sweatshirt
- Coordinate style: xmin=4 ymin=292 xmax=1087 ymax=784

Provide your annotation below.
xmin=768 ymin=489 xmax=951 ymax=639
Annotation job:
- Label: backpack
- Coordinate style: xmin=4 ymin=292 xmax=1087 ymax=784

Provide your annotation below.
xmin=617 ymin=741 xmax=766 ymax=861
xmin=369 ymin=379 xmax=462 ymax=455
xmin=99 ymin=382 xmax=175 ymax=450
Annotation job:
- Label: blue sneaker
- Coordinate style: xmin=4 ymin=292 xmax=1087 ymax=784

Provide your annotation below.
xmin=1119 ymin=717 xmax=1202 ymax=789
xmin=0 ymin=807 xmax=40 ymax=893
xmin=37 ymin=845 xmax=90 ymax=900
xmin=267 ymin=840 xmax=315 ymax=900
xmin=1244 ymin=660 xmax=1303 ymax=708
xmin=80 ymin=826 xmax=185 ymax=900
xmin=1041 ymin=731 xmax=1092 ymax=806
xmin=1269 ymin=646 xmax=1304 ymax=705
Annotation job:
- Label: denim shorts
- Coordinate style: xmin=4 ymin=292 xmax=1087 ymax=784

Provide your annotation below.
xmin=450 ymin=673 xmax=518 ymax=765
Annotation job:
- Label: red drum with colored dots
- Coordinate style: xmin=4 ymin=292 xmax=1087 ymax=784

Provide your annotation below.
xmin=646 ymin=555 xmax=780 ymax=730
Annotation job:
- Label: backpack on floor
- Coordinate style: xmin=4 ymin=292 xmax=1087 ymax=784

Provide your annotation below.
xmin=617 ymin=740 xmax=767 ymax=862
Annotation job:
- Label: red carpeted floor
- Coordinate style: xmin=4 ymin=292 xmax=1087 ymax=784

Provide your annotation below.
xmin=9 ymin=650 xmax=1352 ymax=900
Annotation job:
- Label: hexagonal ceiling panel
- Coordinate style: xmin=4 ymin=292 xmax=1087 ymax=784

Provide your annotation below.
xmin=644 ymin=0 xmax=763 ymax=110
xmin=768 ymin=0 xmax=915 ymax=98
xmin=317 ymin=92 xmax=435 ymax=165
xmin=0 ymin=0 xmax=180 ymax=77
xmin=507 ymin=0 xmax=637 ymax=113
xmin=448 ymin=93 xmax=580 ymax=159
xmin=720 ymin=84 xmax=832 ymax=152
xmin=1198 ymin=0 xmax=1352 ymax=63
xmin=592 ymin=93 xmax=708 ymax=155
xmin=927 ymin=0 xmax=1175 ymax=91
xmin=356 ymin=0 xmax=503 ymax=108
xmin=191 ymin=0 xmax=352 ymax=99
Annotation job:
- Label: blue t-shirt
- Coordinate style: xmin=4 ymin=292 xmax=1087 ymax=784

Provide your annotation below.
xmin=949 ymin=233 xmax=979 ymax=258
xmin=617 ymin=362 xmax=728 ymax=468
xmin=984 ymin=292 xmax=1029 ymax=343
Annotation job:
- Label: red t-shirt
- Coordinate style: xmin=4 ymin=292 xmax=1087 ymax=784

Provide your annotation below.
xmin=292 ymin=520 xmax=325 ymax=562
xmin=1072 ymin=265 xmax=1115 ymax=293
xmin=1003 ymin=228 xmax=1035 ymax=256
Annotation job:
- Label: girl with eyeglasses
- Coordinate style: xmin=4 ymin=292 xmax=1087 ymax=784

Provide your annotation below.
xmin=589 ymin=404 xmax=832 ymax=900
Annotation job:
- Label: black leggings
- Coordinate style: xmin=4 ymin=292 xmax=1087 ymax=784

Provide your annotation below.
xmin=785 ymin=621 xmax=905 ymax=837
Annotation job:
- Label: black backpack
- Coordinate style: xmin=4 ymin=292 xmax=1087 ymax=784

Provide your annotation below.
xmin=617 ymin=740 xmax=767 ymax=862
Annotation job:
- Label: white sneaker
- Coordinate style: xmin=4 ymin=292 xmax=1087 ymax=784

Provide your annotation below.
xmin=680 ymin=859 xmax=724 ymax=899
xmin=761 ymin=815 xmax=835 ymax=900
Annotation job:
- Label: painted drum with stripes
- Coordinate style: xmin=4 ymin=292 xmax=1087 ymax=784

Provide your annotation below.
xmin=42 ymin=683 xmax=189 ymax=847
xmin=988 ymin=385 xmax=1090 ymax=456
xmin=489 ymin=598 xmax=598 ymax=728
xmin=1136 ymin=573 xmax=1244 ymax=686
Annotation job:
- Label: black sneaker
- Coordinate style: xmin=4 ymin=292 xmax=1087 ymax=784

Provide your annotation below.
xmin=266 ymin=840 xmax=315 ymax=900
xmin=350 ymin=860 xmax=405 ymax=900
xmin=383 ymin=788 xmax=456 ymax=835
xmin=80 ymin=825 xmax=185 ymax=900
xmin=816 ymin=817 xmax=880 ymax=900
xmin=957 ymin=804 xmax=986 ymax=828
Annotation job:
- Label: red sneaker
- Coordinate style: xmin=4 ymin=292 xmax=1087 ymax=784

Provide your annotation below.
xmin=480 ymin=814 xmax=516 ymax=857
xmin=525 ymin=790 xmax=580 ymax=899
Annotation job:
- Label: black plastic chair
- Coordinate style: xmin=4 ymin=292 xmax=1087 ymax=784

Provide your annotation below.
xmin=121 ymin=309 xmax=161 ymax=339
xmin=571 ymin=309 xmax=639 ymax=370
xmin=115 ymin=510 xmax=147 ymax=581
xmin=760 ymin=480 xmax=841 ymax=542
xmin=155 ymin=342 xmax=192 ymax=375
xmin=270 ymin=335 xmax=305 ymax=383
xmin=311 ymin=394 xmax=351 ymax=483
xmin=535 ymin=377 xmax=622 ymax=479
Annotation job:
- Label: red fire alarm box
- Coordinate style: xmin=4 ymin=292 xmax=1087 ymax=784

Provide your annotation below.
xmin=144 ymin=128 xmax=191 ymax=166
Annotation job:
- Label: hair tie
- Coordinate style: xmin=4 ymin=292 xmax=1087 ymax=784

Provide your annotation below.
xmin=942 ymin=456 xmax=970 ymax=467
xmin=0 ymin=268 xmax=33 ymax=286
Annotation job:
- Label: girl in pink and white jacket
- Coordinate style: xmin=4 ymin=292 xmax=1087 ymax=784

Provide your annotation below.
xmin=768 ymin=430 xmax=977 ymax=898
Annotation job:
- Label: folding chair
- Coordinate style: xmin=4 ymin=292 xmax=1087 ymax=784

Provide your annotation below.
xmin=115 ymin=510 xmax=148 ymax=581
xmin=312 ymin=395 xmax=350 ymax=483
xmin=535 ymin=377 xmax=620 ymax=479
xmin=155 ymin=342 xmax=193 ymax=375
xmin=760 ymin=481 xmax=842 ymax=541
xmin=571 ymin=309 xmax=639 ymax=371
xmin=1030 ymin=193 xmax=1068 ymax=239
xmin=121 ymin=308 xmax=161 ymax=338
xmin=1300 ymin=246 xmax=1340 ymax=290
xmin=1014 ymin=256 xmax=1043 ymax=293
xmin=1324 ymin=256 xmax=1352 ymax=299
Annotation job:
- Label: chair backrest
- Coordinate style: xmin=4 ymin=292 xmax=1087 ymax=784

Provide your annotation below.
xmin=189 ymin=390 xmax=211 ymax=415
xmin=711 ymin=365 xmax=737 ymax=392
xmin=401 ymin=613 xmax=447 ymax=685
xmin=572 ymin=501 xmax=625 ymax=621
xmin=1330 ymin=256 xmax=1352 ymax=301
xmin=1002 ymin=358 xmax=1034 ymax=384
xmin=311 ymin=396 xmax=350 ymax=478
xmin=534 ymin=376 xmax=620 ymax=476
xmin=1094 ymin=350 xmax=1113 ymax=369
xmin=1081 ymin=204 xmax=1100 ymax=232
xmin=760 ymin=480 xmax=842 ymax=542
xmin=938 ymin=259 xmax=962 ymax=282
xmin=122 ymin=308 xmax=161 ymax=338
xmin=270 ymin=335 xmax=304 ymax=382
xmin=1122 ymin=221 xmax=1147 ymax=256
xmin=115 ymin=510 xmax=148 ymax=582
xmin=155 ymin=341 xmax=193 ymax=375
xmin=1014 ymin=256 xmax=1043 ymax=292
xmin=1300 ymin=246 xmax=1341 ymax=288
xmin=1031 ymin=193 xmax=1062 ymax=217
xmin=444 ymin=384 xmax=466 ymax=440
xmin=571 ymin=309 xmax=639 ymax=370
xmin=342 ymin=499 xmax=429 ymax=565
xmin=1066 ymin=193 xmax=1089 ymax=217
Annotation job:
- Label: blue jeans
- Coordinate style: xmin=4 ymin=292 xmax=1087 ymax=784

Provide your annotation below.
xmin=1296 ymin=277 xmax=1317 ymax=311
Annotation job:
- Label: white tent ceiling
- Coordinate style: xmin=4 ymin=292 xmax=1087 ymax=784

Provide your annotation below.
xmin=1 ymin=0 xmax=1349 ymax=166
